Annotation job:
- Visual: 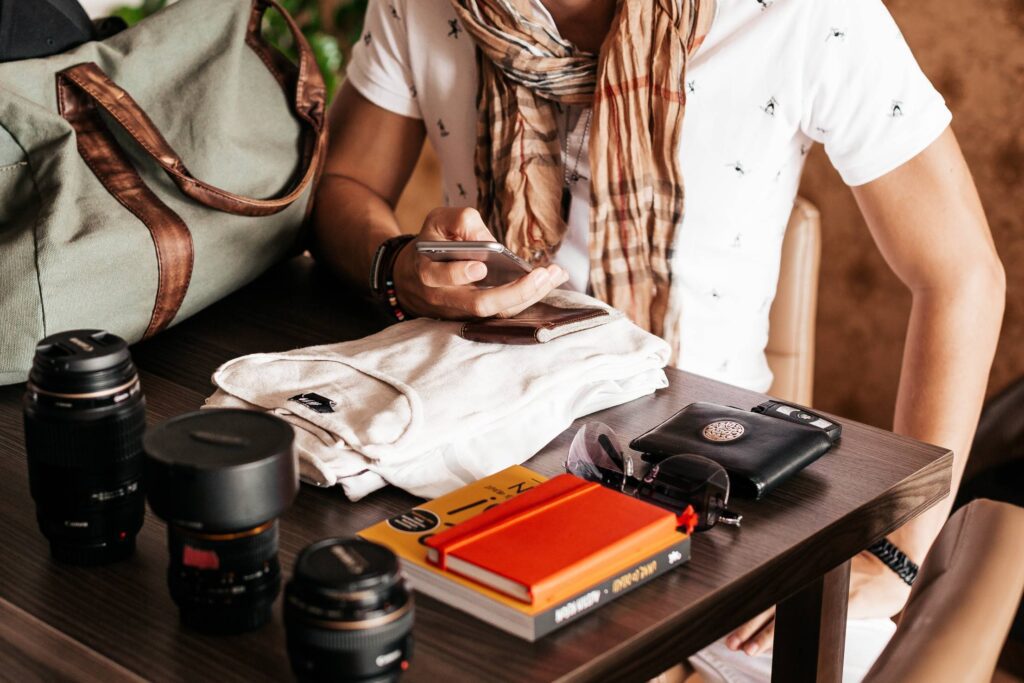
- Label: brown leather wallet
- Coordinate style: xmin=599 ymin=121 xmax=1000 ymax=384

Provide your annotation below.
xmin=460 ymin=301 xmax=613 ymax=344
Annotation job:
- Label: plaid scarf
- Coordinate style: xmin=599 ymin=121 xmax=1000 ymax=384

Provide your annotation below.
xmin=451 ymin=0 xmax=716 ymax=355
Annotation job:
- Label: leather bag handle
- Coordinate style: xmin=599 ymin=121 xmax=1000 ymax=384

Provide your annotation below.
xmin=58 ymin=0 xmax=327 ymax=218
xmin=54 ymin=0 xmax=327 ymax=340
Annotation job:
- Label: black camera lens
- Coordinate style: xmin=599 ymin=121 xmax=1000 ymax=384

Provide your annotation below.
xmin=23 ymin=330 xmax=146 ymax=565
xmin=143 ymin=409 xmax=297 ymax=634
xmin=285 ymin=538 xmax=414 ymax=683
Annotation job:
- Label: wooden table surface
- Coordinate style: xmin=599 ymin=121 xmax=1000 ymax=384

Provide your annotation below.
xmin=0 ymin=257 xmax=953 ymax=683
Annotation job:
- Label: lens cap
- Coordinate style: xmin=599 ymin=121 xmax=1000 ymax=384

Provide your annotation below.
xmin=29 ymin=330 xmax=135 ymax=394
xmin=294 ymin=538 xmax=401 ymax=595
xmin=144 ymin=409 xmax=297 ymax=531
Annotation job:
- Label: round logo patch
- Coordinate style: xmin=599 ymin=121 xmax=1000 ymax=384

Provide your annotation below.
xmin=386 ymin=509 xmax=439 ymax=533
xmin=702 ymin=420 xmax=745 ymax=442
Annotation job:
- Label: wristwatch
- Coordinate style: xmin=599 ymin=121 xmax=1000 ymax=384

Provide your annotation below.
xmin=867 ymin=538 xmax=919 ymax=586
xmin=369 ymin=234 xmax=416 ymax=322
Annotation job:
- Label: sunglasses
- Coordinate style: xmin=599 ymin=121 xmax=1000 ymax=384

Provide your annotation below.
xmin=565 ymin=422 xmax=742 ymax=532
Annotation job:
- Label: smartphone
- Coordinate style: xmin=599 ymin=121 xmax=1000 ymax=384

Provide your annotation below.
xmin=416 ymin=241 xmax=533 ymax=288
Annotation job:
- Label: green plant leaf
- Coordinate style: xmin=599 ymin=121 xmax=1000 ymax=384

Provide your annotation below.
xmin=335 ymin=3 xmax=367 ymax=46
xmin=111 ymin=0 xmax=164 ymax=25
xmin=110 ymin=7 xmax=144 ymax=25
xmin=308 ymin=32 xmax=343 ymax=101
xmin=141 ymin=0 xmax=166 ymax=14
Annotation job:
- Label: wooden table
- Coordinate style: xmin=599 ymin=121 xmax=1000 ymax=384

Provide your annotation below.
xmin=0 ymin=257 xmax=952 ymax=683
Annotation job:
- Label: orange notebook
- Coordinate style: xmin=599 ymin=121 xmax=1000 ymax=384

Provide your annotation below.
xmin=424 ymin=474 xmax=685 ymax=606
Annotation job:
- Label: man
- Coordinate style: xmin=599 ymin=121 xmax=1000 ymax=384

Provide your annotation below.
xmin=312 ymin=0 xmax=1005 ymax=678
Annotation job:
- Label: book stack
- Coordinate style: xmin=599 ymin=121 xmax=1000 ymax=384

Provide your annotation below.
xmin=359 ymin=466 xmax=690 ymax=641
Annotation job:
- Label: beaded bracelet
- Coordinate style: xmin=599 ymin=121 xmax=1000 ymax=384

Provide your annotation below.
xmin=384 ymin=277 xmax=407 ymax=322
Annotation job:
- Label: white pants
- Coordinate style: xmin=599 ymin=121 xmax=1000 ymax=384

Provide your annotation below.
xmin=688 ymin=618 xmax=897 ymax=683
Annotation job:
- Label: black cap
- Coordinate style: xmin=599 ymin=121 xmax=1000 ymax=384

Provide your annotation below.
xmin=144 ymin=409 xmax=298 ymax=532
xmin=29 ymin=330 xmax=136 ymax=395
xmin=0 ymin=0 xmax=94 ymax=62
xmin=286 ymin=538 xmax=410 ymax=628
xmin=295 ymin=538 xmax=401 ymax=594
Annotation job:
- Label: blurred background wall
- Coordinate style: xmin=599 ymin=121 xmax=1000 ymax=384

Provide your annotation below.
xmin=801 ymin=0 xmax=1023 ymax=427
xmin=83 ymin=0 xmax=1022 ymax=430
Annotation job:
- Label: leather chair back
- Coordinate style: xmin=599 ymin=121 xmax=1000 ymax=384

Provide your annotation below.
xmin=865 ymin=499 xmax=1024 ymax=683
xmin=766 ymin=198 xmax=821 ymax=406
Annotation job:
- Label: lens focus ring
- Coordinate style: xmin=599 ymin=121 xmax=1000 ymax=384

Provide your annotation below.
xmin=24 ymin=400 xmax=145 ymax=469
xmin=170 ymin=522 xmax=280 ymax=564
xmin=166 ymin=521 xmax=282 ymax=634
xmin=286 ymin=604 xmax=414 ymax=651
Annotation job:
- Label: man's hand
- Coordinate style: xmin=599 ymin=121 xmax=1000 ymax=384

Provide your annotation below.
xmin=392 ymin=207 xmax=569 ymax=320
xmin=310 ymin=85 xmax=571 ymax=320
xmin=724 ymin=551 xmax=912 ymax=656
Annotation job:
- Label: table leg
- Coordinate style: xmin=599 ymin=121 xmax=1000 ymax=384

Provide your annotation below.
xmin=771 ymin=559 xmax=852 ymax=683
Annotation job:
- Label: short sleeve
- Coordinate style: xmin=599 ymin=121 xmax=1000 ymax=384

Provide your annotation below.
xmin=800 ymin=0 xmax=951 ymax=186
xmin=345 ymin=0 xmax=421 ymax=119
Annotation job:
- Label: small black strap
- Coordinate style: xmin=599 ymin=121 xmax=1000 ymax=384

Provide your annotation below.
xmin=370 ymin=235 xmax=415 ymax=295
xmin=868 ymin=538 xmax=919 ymax=586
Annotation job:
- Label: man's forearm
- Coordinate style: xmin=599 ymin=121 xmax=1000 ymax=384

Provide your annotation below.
xmin=887 ymin=267 xmax=1005 ymax=563
xmin=849 ymin=128 xmax=1006 ymax=565
xmin=311 ymin=174 xmax=407 ymax=289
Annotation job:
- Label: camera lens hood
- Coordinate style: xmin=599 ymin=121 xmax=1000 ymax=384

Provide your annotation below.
xmin=144 ymin=409 xmax=297 ymax=531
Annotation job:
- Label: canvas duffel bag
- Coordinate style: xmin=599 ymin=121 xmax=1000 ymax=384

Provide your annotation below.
xmin=0 ymin=0 xmax=327 ymax=385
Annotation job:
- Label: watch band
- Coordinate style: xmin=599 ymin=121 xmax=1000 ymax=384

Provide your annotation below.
xmin=369 ymin=234 xmax=416 ymax=322
xmin=867 ymin=538 xmax=919 ymax=586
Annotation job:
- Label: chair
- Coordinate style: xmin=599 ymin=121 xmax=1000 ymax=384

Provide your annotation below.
xmin=864 ymin=499 xmax=1024 ymax=683
xmin=660 ymin=500 xmax=1024 ymax=683
xmin=766 ymin=198 xmax=822 ymax=406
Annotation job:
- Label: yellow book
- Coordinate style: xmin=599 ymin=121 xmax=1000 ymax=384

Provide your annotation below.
xmin=359 ymin=466 xmax=690 ymax=641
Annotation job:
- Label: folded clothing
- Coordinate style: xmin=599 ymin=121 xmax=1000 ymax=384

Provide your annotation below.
xmin=205 ymin=291 xmax=670 ymax=500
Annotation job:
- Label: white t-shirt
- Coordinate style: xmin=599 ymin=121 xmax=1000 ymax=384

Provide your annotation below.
xmin=347 ymin=0 xmax=951 ymax=392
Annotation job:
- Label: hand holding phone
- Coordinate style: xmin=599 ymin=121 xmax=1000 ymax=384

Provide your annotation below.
xmin=390 ymin=207 xmax=569 ymax=320
xmin=416 ymin=241 xmax=533 ymax=288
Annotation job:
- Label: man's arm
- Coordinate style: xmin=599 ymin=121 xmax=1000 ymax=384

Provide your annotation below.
xmin=726 ymin=126 xmax=1005 ymax=655
xmin=852 ymin=125 xmax=1005 ymax=564
xmin=311 ymin=83 xmax=567 ymax=317
xmin=311 ymin=82 xmax=426 ymax=286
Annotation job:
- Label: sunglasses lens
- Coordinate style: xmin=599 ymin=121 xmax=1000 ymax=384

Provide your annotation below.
xmin=565 ymin=422 xmax=633 ymax=490
xmin=643 ymin=454 xmax=732 ymax=531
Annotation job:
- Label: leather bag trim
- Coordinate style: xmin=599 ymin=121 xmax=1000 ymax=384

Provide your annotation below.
xmin=52 ymin=0 xmax=328 ymax=337
xmin=57 ymin=0 xmax=326 ymax=218
xmin=56 ymin=72 xmax=194 ymax=339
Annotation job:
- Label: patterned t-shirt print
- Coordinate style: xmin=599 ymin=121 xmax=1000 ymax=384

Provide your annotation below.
xmin=343 ymin=0 xmax=953 ymax=391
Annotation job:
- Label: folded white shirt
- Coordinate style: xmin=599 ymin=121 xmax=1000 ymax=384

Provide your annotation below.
xmin=205 ymin=291 xmax=670 ymax=500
